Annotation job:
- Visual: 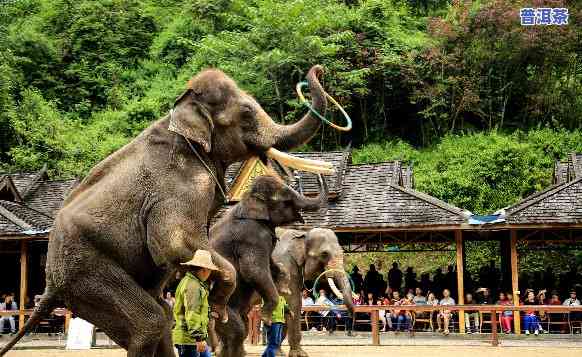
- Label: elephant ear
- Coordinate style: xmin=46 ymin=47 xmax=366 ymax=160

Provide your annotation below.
xmin=233 ymin=197 xmax=270 ymax=221
xmin=169 ymin=89 xmax=214 ymax=153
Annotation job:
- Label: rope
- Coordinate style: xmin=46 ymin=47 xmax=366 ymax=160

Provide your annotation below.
xmin=169 ymin=109 xmax=228 ymax=204
xmin=295 ymin=81 xmax=352 ymax=132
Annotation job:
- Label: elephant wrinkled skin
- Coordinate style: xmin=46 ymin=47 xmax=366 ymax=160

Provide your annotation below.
xmin=273 ymin=228 xmax=355 ymax=357
xmin=210 ymin=175 xmax=327 ymax=357
xmin=0 ymin=65 xmax=327 ymax=357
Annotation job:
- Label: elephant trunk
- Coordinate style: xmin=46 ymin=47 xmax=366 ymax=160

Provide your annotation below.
xmin=291 ymin=174 xmax=328 ymax=211
xmin=263 ymin=65 xmax=326 ymax=151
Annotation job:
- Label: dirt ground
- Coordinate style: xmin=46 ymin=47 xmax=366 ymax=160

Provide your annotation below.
xmin=5 ymin=345 xmax=582 ymax=357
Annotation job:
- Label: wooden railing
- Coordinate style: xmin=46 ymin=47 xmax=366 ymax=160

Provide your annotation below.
xmin=0 ymin=309 xmax=72 ymax=332
xmin=302 ymin=304 xmax=582 ymax=346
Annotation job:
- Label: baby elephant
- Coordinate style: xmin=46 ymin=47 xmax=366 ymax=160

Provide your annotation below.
xmin=210 ymin=174 xmax=327 ymax=357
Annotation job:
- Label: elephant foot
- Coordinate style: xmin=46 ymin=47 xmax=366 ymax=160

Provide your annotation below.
xmin=211 ymin=304 xmax=229 ymax=323
xmin=288 ymin=347 xmax=309 ymax=357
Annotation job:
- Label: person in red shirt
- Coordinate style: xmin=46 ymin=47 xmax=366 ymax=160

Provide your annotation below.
xmin=497 ymin=292 xmax=513 ymax=334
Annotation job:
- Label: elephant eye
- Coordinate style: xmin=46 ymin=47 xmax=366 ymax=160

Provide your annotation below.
xmin=320 ymin=251 xmax=330 ymax=260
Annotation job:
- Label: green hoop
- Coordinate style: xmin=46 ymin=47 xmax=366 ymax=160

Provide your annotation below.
xmin=311 ymin=268 xmax=355 ymax=301
xmin=296 ymin=81 xmax=352 ymax=132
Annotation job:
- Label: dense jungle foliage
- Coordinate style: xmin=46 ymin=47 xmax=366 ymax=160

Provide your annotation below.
xmin=0 ymin=0 xmax=581 ymax=218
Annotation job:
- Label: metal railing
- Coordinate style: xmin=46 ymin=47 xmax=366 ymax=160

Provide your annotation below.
xmin=301 ymin=304 xmax=582 ymax=346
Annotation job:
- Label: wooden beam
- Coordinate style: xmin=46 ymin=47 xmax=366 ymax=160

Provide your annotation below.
xmin=19 ymin=240 xmax=28 ymax=331
xmin=455 ymin=230 xmax=465 ymax=334
xmin=510 ymin=229 xmax=521 ymax=335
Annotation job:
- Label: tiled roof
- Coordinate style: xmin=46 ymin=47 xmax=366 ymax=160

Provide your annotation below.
xmin=291 ymin=162 xmax=468 ymax=230
xmin=505 ymin=177 xmax=582 ymax=224
xmin=0 ymin=168 xmax=78 ymax=237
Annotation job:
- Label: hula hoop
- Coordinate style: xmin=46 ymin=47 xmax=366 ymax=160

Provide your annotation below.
xmin=311 ymin=268 xmax=355 ymax=300
xmin=295 ymin=81 xmax=352 ymax=132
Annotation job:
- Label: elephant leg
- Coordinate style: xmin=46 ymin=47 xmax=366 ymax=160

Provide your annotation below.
xmin=208 ymin=250 xmax=236 ymax=322
xmin=68 ymin=258 xmax=171 ymax=357
xmin=214 ymin=307 xmax=246 ymax=357
xmin=239 ymin=255 xmax=279 ymax=323
xmin=287 ymin=291 xmax=308 ymax=357
xmin=154 ymin=327 xmax=175 ymax=357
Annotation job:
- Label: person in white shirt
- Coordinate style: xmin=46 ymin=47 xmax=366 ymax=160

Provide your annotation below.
xmin=315 ymin=290 xmax=334 ymax=333
xmin=0 ymin=294 xmax=18 ymax=335
xmin=563 ymin=290 xmax=581 ymax=306
xmin=564 ymin=290 xmax=582 ymax=321
xmin=437 ymin=289 xmax=455 ymax=335
xmin=301 ymin=289 xmax=318 ymax=331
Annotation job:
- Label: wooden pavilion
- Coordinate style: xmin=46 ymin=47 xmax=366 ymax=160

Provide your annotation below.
xmin=2 ymin=151 xmax=582 ymax=336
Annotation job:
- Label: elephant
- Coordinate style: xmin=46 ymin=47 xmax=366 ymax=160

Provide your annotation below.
xmin=0 ymin=65 xmax=328 ymax=357
xmin=209 ymin=174 xmax=327 ymax=357
xmin=273 ymin=228 xmax=355 ymax=357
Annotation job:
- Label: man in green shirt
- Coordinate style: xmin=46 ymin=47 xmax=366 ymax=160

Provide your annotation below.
xmin=173 ymin=249 xmax=219 ymax=357
xmin=262 ymin=295 xmax=291 ymax=357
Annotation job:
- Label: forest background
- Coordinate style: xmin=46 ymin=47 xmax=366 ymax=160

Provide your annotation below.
xmin=1 ymin=0 xmax=581 ymax=280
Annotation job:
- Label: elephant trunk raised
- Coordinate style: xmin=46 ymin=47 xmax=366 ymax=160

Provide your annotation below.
xmin=292 ymin=174 xmax=328 ymax=211
xmin=262 ymin=65 xmax=326 ymax=151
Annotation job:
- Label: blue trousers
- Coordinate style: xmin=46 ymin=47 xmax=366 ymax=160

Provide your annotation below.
xmin=523 ymin=314 xmax=541 ymax=332
xmin=391 ymin=314 xmax=411 ymax=331
xmin=262 ymin=322 xmax=284 ymax=357
xmin=175 ymin=344 xmax=211 ymax=357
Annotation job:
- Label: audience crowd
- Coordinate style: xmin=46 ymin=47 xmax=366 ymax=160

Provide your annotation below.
xmin=299 ymin=261 xmax=582 ymax=336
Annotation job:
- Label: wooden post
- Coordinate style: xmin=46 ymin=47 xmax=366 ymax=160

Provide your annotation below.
xmin=371 ymin=309 xmax=380 ymax=345
xmin=455 ymin=230 xmax=465 ymax=334
xmin=491 ymin=308 xmax=498 ymax=346
xmin=65 ymin=310 xmax=72 ymax=333
xmin=19 ymin=240 xmax=28 ymax=331
xmin=510 ymin=230 xmax=521 ymax=335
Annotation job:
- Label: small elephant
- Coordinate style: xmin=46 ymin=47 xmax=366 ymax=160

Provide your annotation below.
xmin=273 ymin=228 xmax=355 ymax=357
xmin=0 ymin=65 xmax=328 ymax=357
xmin=210 ymin=175 xmax=327 ymax=357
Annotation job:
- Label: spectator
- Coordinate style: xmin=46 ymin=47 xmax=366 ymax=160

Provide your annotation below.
xmin=445 ymin=265 xmax=457 ymax=297
xmin=413 ymin=288 xmax=427 ymax=305
xmin=563 ymin=289 xmax=581 ymax=322
xmin=350 ymin=266 xmax=364 ymax=294
xmin=433 ymin=268 xmax=445 ymax=296
xmin=302 ymin=289 xmax=315 ymax=308
xmin=364 ymin=264 xmax=382 ymax=297
xmin=523 ymin=290 xmax=542 ymax=335
xmin=390 ymin=291 xmax=409 ymax=332
xmin=388 ymin=262 xmax=403 ymax=292
xmin=0 ymin=293 xmax=18 ymax=335
xmin=365 ymin=292 xmax=375 ymax=306
xmin=464 ymin=293 xmax=479 ymax=334
xmin=329 ymin=294 xmax=354 ymax=336
xmin=315 ymin=289 xmax=334 ymax=334
xmin=377 ymin=300 xmax=388 ymax=332
xmin=437 ymin=289 xmax=455 ymax=335
xmin=420 ymin=273 xmax=432 ymax=295
xmin=262 ymin=295 xmax=291 ymax=357
xmin=164 ymin=291 xmax=176 ymax=310
xmin=476 ymin=288 xmax=493 ymax=305
xmin=498 ymin=292 xmax=513 ymax=334
xmin=563 ymin=289 xmax=580 ymax=306
xmin=404 ymin=267 xmax=417 ymax=292
xmin=426 ymin=292 xmax=438 ymax=307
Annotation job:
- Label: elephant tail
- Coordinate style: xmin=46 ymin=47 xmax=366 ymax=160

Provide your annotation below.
xmin=0 ymin=287 xmax=59 ymax=356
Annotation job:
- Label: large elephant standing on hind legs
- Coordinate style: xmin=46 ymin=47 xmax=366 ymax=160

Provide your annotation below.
xmin=0 ymin=65 xmax=329 ymax=357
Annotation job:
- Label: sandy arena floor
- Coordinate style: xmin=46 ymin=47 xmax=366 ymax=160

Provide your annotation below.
xmin=5 ymin=345 xmax=582 ymax=357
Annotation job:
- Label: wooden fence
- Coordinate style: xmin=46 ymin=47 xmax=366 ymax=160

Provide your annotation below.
xmin=300 ymin=304 xmax=582 ymax=346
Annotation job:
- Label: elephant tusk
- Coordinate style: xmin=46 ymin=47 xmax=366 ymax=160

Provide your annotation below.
xmin=266 ymin=148 xmax=335 ymax=175
xmin=328 ymin=277 xmax=343 ymax=299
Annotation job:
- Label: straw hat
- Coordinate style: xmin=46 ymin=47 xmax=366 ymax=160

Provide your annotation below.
xmin=180 ymin=250 xmax=219 ymax=271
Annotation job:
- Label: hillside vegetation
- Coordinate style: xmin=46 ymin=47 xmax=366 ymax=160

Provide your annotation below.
xmin=1 ymin=0 xmax=581 ymax=217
